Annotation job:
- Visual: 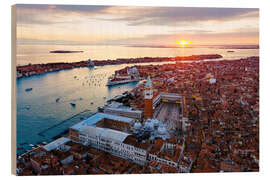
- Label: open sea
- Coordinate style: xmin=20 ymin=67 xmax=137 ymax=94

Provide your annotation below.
xmin=16 ymin=44 xmax=259 ymax=154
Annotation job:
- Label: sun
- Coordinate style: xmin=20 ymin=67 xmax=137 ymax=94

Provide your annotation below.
xmin=177 ymin=40 xmax=192 ymax=47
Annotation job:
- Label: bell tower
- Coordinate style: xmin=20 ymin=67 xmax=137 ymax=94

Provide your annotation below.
xmin=144 ymin=76 xmax=153 ymax=118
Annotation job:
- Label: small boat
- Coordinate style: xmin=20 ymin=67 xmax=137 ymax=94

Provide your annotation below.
xmin=70 ymin=103 xmax=76 ymax=107
xmin=98 ymin=107 xmax=104 ymax=112
xmin=29 ymin=144 xmax=34 ymax=147
xmin=25 ymin=88 xmax=33 ymax=92
xmin=56 ymin=98 xmax=60 ymax=102
xmin=20 ymin=142 xmax=28 ymax=145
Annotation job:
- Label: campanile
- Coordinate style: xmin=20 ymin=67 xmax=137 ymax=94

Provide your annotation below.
xmin=144 ymin=76 xmax=153 ymax=118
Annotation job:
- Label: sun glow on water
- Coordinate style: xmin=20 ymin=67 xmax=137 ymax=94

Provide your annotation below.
xmin=177 ymin=40 xmax=192 ymax=47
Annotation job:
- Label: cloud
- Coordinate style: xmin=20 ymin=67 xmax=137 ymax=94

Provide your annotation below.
xmin=16 ymin=38 xmax=83 ymax=45
xmin=16 ymin=5 xmax=259 ymax=45
xmin=18 ymin=28 xmax=259 ymax=46
xmin=16 ymin=5 xmax=259 ymax=26
xmin=98 ymin=7 xmax=259 ymax=26
xmin=95 ymin=29 xmax=259 ymax=46
xmin=16 ymin=4 xmax=112 ymax=25
xmin=16 ymin=4 xmax=111 ymax=13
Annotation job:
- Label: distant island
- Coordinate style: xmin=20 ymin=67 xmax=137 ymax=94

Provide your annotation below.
xmin=50 ymin=50 xmax=84 ymax=53
xmin=16 ymin=54 xmax=222 ymax=79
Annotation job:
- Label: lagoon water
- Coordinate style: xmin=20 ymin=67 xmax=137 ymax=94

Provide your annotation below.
xmin=16 ymin=45 xmax=259 ymax=154
xmin=16 ymin=44 xmax=258 ymax=65
xmin=16 ymin=61 xmax=176 ymax=154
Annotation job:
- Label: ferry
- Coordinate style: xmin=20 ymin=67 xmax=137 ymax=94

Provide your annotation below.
xmin=25 ymin=88 xmax=33 ymax=92
xmin=70 ymin=103 xmax=76 ymax=107
xmin=106 ymin=66 xmax=143 ymax=86
xmin=98 ymin=106 xmax=104 ymax=112
xmin=107 ymin=77 xmax=140 ymax=86
xmin=42 ymin=142 xmax=47 ymax=145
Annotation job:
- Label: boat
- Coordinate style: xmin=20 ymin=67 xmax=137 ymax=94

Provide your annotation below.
xmin=25 ymin=88 xmax=33 ymax=92
xmin=20 ymin=142 xmax=28 ymax=145
xmin=106 ymin=67 xmax=142 ymax=86
xmin=70 ymin=103 xmax=76 ymax=107
xmin=107 ymin=77 xmax=140 ymax=86
xmin=98 ymin=106 xmax=104 ymax=112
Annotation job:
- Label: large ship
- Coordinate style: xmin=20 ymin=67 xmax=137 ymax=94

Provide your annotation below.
xmin=107 ymin=67 xmax=142 ymax=86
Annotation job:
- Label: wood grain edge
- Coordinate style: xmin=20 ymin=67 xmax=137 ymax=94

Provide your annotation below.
xmin=11 ymin=4 xmax=17 ymax=175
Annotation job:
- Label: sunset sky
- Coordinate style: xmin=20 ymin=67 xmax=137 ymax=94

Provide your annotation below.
xmin=16 ymin=4 xmax=259 ymax=46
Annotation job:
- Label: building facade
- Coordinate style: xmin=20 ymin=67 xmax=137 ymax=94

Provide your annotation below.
xmin=104 ymin=107 xmax=142 ymax=119
xmin=69 ymin=113 xmax=149 ymax=165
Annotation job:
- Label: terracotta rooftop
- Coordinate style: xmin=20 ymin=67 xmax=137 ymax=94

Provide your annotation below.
xmin=123 ymin=134 xmax=151 ymax=150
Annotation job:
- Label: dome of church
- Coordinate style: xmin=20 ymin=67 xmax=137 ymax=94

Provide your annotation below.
xmin=144 ymin=119 xmax=154 ymax=131
xmin=158 ymin=125 xmax=167 ymax=135
xmin=145 ymin=76 xmax=152 ymax=88
xmin=134 ymin=121 xmax=142 ymax=130
xmin=153 ymin=118 xmax=160 ymax=127
xmin=149 ymin=135 xmax=155 ymax=141
xmin=130 ymin=67 xmax=138 ymax=72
